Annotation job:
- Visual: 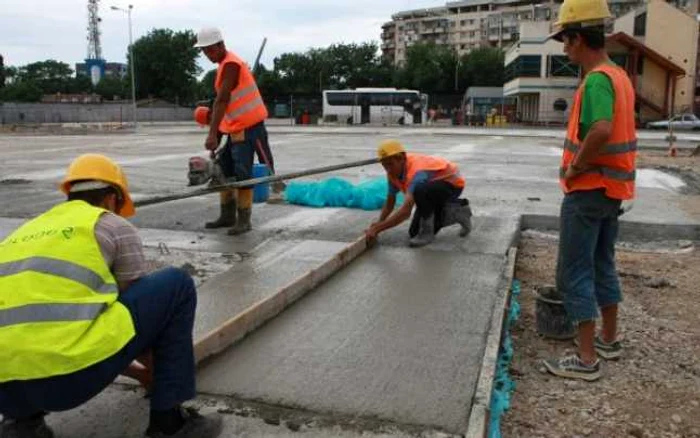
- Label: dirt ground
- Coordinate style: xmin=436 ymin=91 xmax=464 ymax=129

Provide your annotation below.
xmin=501 ymin=233 xmax=700 ymax=438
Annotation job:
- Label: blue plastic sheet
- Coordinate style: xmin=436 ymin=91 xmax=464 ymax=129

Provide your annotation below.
xmin=488 ymin=280 xmax=521 ymax=438
xmin=284 ymin=177 xmax=403 ymax=211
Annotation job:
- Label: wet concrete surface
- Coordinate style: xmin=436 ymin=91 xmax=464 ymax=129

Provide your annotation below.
xmin=197 ymin=243 xmax=511 ymax=434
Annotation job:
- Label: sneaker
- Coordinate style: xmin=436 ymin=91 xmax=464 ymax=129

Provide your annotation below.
xmin=543 ymin=354 xmax=601 ymax=381
xmin=574 ymin=336 xmax=623 ymax=360
xmin=145 ymin=408 xmax=223 ymax=438
xmin=0 ymin=415 xmax=54 ymax=438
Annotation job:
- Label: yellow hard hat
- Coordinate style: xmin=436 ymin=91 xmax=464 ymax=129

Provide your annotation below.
xmin=60 ymin=154 xmax=135 ymax=218
xmin=377 ymin=139 xmax=406 ymax=160
xmin=550 ymin=0 xmax=611 ymax=40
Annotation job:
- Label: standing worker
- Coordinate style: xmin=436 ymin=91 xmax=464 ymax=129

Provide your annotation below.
xmin=365 ymin=140 xmax=472 ymax=247
xmin=194 ymin=27 xmax=274 ymax=234
xmin=543 ymin=0 xmax=636 ymax=381
xmin=0 ymin=154 xmax=222 ymax=438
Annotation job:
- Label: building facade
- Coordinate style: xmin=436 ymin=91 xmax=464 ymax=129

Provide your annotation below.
xmin=502 ymin=21 xmax=580 ymax=124
xmin=614 ymin=0 xmax=698 ymax=117
xmin=381 ymin=0 xmax=557 ymax=65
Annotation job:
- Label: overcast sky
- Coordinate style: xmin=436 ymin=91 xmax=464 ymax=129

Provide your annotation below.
xmin=2 ymin=0 xmax=440 ymax=73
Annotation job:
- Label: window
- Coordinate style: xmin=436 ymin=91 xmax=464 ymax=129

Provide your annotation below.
xmin=634 ymin=12 xmax=646 ymax=37
xmin=460 ymin=20 xmax=467 ymax=26
xmin=504 ymin=55 xmax=542 ymax=81
xmin=469 ymin=31 xmax=475 ymax=38
xmin=451 ymin=22 xmax=456 ymax=28
xmin=548 ymin=55 xmax=579 ymax=77
xmin=326 ymin=93 xmax=356 ymax=106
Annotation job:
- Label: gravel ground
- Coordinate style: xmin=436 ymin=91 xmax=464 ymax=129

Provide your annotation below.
xmin=501 ymin=233 xmax=700 ymax=438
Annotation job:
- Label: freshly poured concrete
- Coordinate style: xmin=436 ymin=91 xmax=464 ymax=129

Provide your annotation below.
xmin=193 ymin=239 xmax=349 ymax=339
xmin=197 ymin=239 xmax=512 ymax=433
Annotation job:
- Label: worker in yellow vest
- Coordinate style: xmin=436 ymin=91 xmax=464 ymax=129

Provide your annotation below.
xmin=365 ymin=140 xmax=472 ymax=247
xmin=195 ymin=27 xmax=273 ymax=234
xmin=0 ymin=155 xmax=222 ymax=438
xmin=543 ymin=0 xmax=636 ymax=382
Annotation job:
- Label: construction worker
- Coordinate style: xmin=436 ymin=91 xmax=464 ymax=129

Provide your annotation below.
xmin=365 ymin=140 xmax=472 ymax=247
xmin=0 ymin=154 xmax=222 ymax=438
xmin=195 ymin=27 xmax=273 ymax=234
xmin=543 ymin=0 xmax=636 ymax=381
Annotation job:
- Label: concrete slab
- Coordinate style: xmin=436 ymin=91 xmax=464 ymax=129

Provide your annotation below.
xmin=197 ymin=248 xmax=508 ymax=434
xmin=193 ymin=239 xmax=350 ymax=339
xmin=44 ymin=385 xmax=450 ymax=438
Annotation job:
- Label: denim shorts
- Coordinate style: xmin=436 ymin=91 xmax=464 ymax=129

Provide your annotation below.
xmin=556 ymin=189 xmax=623 ymax=322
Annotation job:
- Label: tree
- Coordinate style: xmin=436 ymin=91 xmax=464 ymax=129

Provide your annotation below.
xmin=17 ymin=60 xmax=78 ymax=94
xmin=0 ymin=81 xmax=43 ymax=102
xmin=461 ymin=47 xmax=505 ymax=88
xmin=395 ymin=43 xmax=458 ymax=94
xmin=195 ymin=68 xmax=217 ymax=102
xmin=95 ymin=76 xmax=126 ymax=100
xmin=130 ymin=29 xmax=202 ymax=104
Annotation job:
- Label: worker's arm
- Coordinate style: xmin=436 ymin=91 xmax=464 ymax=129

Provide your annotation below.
xmin=566 ymin=72 xmax=614 ymax=180
xmin=206 ymin=63 xmax=240 ymax=151
xmin=569 ymin=120 xmax=612 ymax=173
xmin=366 ymin=194 xmax=415 ymax=239
xmin=377 ymin=193 xmax=397 ymax=222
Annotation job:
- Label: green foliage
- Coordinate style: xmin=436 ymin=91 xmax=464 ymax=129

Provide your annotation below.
xmin=130 ymin=28 xmax=202 ymax=104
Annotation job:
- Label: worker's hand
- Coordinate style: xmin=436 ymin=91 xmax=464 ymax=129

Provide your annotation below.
xmin=205 ymin=132 xmax=219 ymax=151
xmin=564 ymin=163 xmax=586 ymax=181
xmin=365 ymin=224 xmax=381 ymax=241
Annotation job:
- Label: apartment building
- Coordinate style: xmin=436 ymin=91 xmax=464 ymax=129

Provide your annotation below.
xmin=381 ymin=0 xmax=557 ymax=65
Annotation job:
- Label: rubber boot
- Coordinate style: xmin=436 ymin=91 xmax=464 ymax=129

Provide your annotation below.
xmin=228 ymin=189 xmax=253 ymax=235
xmin=205 ymin=191 xmax=236 ymax=229
xmin=409 ymin=215 xmax=435 ymax=248
xmin=443 ymin=201 xmax=473 ymax=237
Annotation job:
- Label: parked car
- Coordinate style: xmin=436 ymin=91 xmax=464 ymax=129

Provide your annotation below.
xmin=646 ymin=113 xmax=700 ymax=130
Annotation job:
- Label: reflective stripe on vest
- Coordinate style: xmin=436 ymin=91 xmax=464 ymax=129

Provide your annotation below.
xmin=216 ymin=51 xmax=268 ymax=133
xmin=0 ymin=303 xmax=106 ymax=328
xmin=560 ymin=63 xmax=637 ymax=200
xmin=0 ymin=257 xmax=118 ymax=294
xmin=0 ymin=201 xmax=135 ymax=383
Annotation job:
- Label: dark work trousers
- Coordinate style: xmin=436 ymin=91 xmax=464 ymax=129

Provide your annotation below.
xmin=217 ymin=122 xmax=275 ymax=179
xmin=408 ymin=180 xmax=463 ymax=238
xmin=0 ymin=267 xmax=197 ymax=419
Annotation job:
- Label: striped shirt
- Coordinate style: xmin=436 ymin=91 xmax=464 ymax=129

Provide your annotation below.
xmin=94 ymin=212 xmax=148 ymax=286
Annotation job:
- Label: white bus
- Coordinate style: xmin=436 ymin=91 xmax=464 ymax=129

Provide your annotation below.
xmin=322 ymin=88 xmax=428 ymax=125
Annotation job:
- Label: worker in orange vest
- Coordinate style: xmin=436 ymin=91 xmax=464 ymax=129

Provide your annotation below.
xmin=543 ymin=0 xmax=637 ymax=382
xmin=365 ymin=140 xmax=472 ymax=247
xmin=194 ymin=27 xmax=274 ymax=234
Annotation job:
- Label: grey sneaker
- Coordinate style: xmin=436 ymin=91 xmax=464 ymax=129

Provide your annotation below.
xmin=575 ymin=336 xmax=623 ymax=360
xmin=145 ymin=408 xmax=223 ymax=438
xmin=0 ymin=415 xmax=54 ymax=438
xmin=543 ymin=354 xmax=601 ymax=381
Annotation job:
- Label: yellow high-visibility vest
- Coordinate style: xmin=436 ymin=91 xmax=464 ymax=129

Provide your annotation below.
xmin=0 ymin=200 xmax=135 ymax=382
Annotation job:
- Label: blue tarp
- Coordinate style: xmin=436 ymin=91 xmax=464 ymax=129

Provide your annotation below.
xmin=285 ymin=177 xmax=403 ymax=211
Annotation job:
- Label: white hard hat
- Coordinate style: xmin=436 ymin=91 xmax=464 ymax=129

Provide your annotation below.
xmin=194 ymin=27 xmax=223 ymax=48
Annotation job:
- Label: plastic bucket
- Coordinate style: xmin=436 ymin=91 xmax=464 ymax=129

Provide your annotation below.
xmin=252 ymin=164 xmax=270 ymax=203
xmin=535 ymin=286 xmax=576 ymax=340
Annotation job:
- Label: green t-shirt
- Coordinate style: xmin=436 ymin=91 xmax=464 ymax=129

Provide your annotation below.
xmin=579 ymin=71 xmax=614 ymax=141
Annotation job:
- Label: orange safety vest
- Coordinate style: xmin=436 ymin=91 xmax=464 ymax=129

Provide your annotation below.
xmin=215 ymin=51 xmax=268 ymax=134
xmin=389 ymin=153 xmax=465 ymax=194
xmin=561 ymin=63 xmax=637 ymax=200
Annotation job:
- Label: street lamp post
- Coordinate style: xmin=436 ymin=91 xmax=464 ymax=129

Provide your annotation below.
xmin=111 ymin=4 xmax=137 ymax=129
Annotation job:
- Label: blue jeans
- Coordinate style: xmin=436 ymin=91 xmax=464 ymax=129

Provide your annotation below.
xmin=0 ymin=267 xmax=197 ymax=419
xmin=556 ymin=189 xmax=623 ymax=323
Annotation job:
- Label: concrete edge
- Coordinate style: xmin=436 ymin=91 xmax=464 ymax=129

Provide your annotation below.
xmin=521 ymin=214 xmax=700 ymax=241
xmin=194 ymin=237 xmax=368 ymax=364
xmin=464 ymin=245 xmax=519 ymax=438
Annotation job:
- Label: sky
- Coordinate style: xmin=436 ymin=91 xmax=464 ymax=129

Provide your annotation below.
xmin=1 ymin=0 xmax=440 ymax=74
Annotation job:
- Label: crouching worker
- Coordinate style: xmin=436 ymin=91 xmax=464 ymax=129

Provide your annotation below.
xmin=0 ymin=154 xmax=222 ymax=438
xmin=365 ymin=140 xmax=472 ymax=247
